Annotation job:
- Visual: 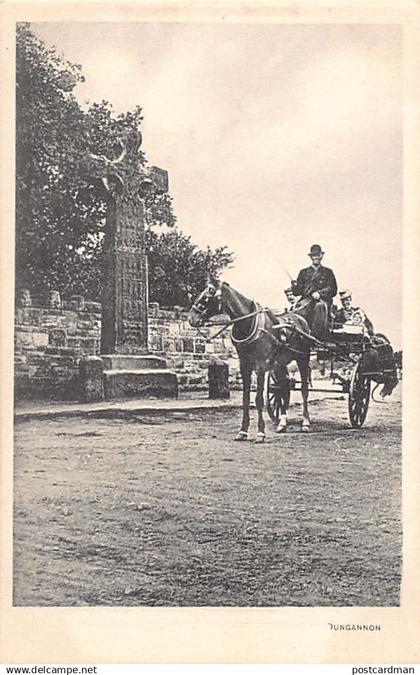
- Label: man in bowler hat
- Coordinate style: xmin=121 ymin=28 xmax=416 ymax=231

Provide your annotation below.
xmin=292 ymin=244 xmax=338 ymax=339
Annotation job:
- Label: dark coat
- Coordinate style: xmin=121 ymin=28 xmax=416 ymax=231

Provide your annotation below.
xmin=293 ymin=265 xmax=338 ymax=305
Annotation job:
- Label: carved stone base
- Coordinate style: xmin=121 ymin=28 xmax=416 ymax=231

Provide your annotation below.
xmin=102 ymin=354 xmax=178 ymax=400
xmin=101 ymin=354 xmax=167 ymax=370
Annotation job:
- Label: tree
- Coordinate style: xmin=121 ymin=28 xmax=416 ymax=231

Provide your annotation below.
xmin=145 ymin=229 xmax=234 ymax=306
xmin=16 ymin=23 xmax=234 ymax=304
xmin=16 ymin=23 xmax=174 ymax=297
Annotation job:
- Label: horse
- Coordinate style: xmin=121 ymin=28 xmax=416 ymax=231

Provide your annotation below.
xmin=188 ymin=277 xmax=313 ymax=442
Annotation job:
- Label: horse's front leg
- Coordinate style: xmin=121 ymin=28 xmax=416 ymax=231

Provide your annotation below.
xmin=255 ymin=370 xmax=266 ymax=443
xmin=275 ymin=366 xmax=290 ymax=433
xmin=298 ymin=356 xmax=311 ymax=432
xmin=235 ymin=362 xmax=252 ymax=441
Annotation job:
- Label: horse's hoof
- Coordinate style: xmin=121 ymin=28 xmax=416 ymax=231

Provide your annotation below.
xmin=234 ymin=431 xmax=249 ymax=441
xmin=255 ymin=433 xmax=265 ymax=444
xmin=276 ymin=425 xmax=287 ymax=433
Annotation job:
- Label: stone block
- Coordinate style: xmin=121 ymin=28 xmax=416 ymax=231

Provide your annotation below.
xmin=208 ymin=362 xmax=230 ymax=399
xmin=213 ymin=338 xmax=227 ymax=353
xmin=183 ymin=359 xmax=197 ymax=373
xmin=175 ymin=338 xmax=184 ymax=352
xmin=15 ymin=325 xmax=35 ymax=334
xmin=168 ymin=355 xmax=185 ymax=369
xmin=27 ymin=351 xmax=48 ymax=365
xmin=56 ymin=346 xmax=77 ymax=356
xmin=15 ymin=331 xmax=48 ymax=348
xmin=102 ymin=355 xmax=167 ymax=370
xmin=149 ymin=333 xmax=163 ymax=351
xmin=16 ymin=307 xmax=42 ymax=325
xmin=194 ymin=339 xmax=206 ymax=354
xmin=67 ymin=337 xmax=82 ymax=348
xmin=48 ymin=290 xmax=61 ymax=309
xmin=148 ymin=302 xmax=159 ymax=317
xmin=162 ymin=337 xmax=175 ymax=352
xmin=76 ymin=319 xmax=93 ymax=331
xmin=81 ymin=337 xmax=100 ymax=352
xmin=16 ymin=289 xmax=32 ymax=308
xmin=70 ymin=294 xmax=85 ymax=311
xmin=182 ymin=337 xmax=194 ymax=352
xmin=104 ymin=369 xmax=178 ymax=400
xmin=45 ymin=346 xmax=60 ymax=355
xmin=186 ymin=374 xmax=207 ymax=391
xmin=49 ymin=328 xmax=67 ymax=347
xmin=84 ymin=301 xmax=101 ymax=314
xmin=168 ymin=322 xmax=180 ymax=337
xmin=173 ymin=306 xmax=188 ymax=319
xmin=62 ymin=300 xmax=78 ymax=311
xmin=49 ymin=355 xmax=76 ymax=369
xmin=177 ymin=374 xmax=188 ymax=385
xmin=79 ymin=356 xmax=104 ymax=402
xmin=43 ymin=308 xmax=63 ymax=316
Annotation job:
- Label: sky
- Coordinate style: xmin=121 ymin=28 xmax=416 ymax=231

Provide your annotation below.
xmin=31 ymin=22 xmax=402 ymax=346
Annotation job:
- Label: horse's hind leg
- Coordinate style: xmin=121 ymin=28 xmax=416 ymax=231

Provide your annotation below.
xmin=235 ymin=362 xmax=252 ymax=441
xmin=255 ymin=370 xmax=266 ymax=443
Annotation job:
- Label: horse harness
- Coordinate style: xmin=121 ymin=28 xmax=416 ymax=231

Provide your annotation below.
xmin=196 ymin=301 xmax=310 ymax=356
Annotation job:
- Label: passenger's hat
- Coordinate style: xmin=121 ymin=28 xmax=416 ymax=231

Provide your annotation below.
xmin=339 ymin=289 xmax=352 ymax=300
xmin=284 ymin=286 xmax=293 ymax=294
xmin=308 ymin=244 xmax=324 ymax=256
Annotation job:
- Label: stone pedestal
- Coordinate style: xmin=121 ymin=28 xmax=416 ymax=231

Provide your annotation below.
xmin=101 ymin=355 xmax=178 ymax=400
xmin=79 ymin=356 xmax=104 ymax=402
xmin=208 ymin=362 xmax=230 ymax=399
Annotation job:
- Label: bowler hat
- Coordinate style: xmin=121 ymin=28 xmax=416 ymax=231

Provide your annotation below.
xmin=309 ymin=244 xmax=324 ymax=256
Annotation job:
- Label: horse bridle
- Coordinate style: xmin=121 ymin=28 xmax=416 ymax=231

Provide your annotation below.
xmin=190 ymin=282 xmax=223 ymax=320
xmin=191 ymin=285 xmax=270 ymax=342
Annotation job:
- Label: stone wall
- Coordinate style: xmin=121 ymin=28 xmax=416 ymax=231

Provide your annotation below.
xmin=14 ymin=292 xmax=240 ymax=400
xmin=148 ymin=302 xmax=240 ymax=391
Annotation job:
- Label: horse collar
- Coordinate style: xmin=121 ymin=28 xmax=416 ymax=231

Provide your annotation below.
xmin=231 ymin=302 xmax=265 ymax=345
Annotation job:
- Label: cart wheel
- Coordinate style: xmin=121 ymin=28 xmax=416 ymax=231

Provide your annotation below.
xmin=348 ymin=360 xmax=371 ymax=428
xmin=266 ymin=370 xmax=282 ymax=423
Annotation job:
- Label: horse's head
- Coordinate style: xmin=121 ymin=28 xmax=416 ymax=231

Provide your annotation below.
xmin=188 ymin=276 xmax=224 ymax=327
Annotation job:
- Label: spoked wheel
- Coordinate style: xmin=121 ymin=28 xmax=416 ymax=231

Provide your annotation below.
xmin=266 ymin=370 xmax=282 ymax=423
xmin=348 ymin=360 xmax=371 ymax=428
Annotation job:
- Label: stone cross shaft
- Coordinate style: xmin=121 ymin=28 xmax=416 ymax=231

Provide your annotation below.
xmin=87 ymin=133 xmax=168 ymax=355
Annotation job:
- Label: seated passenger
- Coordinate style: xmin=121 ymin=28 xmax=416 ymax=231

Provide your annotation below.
xmin=335 ymin=290 xmax=374 ymax=335
xmin=284 ymin=286 xmax=298 ymax=312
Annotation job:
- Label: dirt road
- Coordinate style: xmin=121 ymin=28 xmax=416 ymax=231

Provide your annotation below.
xmin=14 ymin=388 xmax=402 ymax=606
